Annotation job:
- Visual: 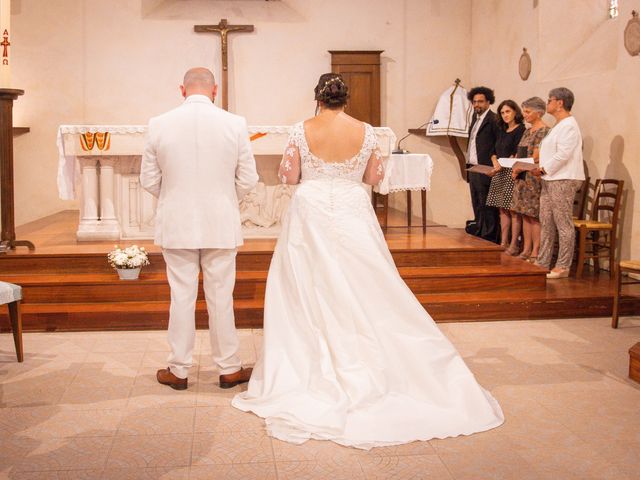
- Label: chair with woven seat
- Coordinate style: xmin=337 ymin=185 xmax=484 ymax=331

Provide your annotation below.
xmin=612 ymin=260 xmax=640 ymax=328
xmin=1 ymin=281 xmax=24 ymax=362
xmin=572 ymin=176 xmax=590 ymax=221
xmin=573 ymin=179 xmax=624 ymax=278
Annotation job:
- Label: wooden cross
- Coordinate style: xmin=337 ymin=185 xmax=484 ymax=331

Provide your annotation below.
xmin=194 ymin=19 xmax=254 ymax=111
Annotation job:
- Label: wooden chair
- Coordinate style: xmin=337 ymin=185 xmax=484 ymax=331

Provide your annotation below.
xmin=573 ymin=179 xmax=624 ymax=278
xmin=572 ymin=176 xmax=590 ymax=220
xmin=1 ymin=281 xmax=24 ymax=362
xmin=612 ymin=260 xmax=640 ymax=328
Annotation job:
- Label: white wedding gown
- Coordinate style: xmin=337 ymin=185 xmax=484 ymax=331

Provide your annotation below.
xmin=232 ymin=122 xmax=504 ymax=449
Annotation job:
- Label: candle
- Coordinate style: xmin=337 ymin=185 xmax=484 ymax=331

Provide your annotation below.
xmin=0 ymin=0 xmax=10 ymax=87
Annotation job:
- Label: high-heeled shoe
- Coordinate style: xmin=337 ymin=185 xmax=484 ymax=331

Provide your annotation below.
xmin=518 ymin=252 xmax=531 ymax=260
xmin=505 ymin=246 xmax=520 ymax=256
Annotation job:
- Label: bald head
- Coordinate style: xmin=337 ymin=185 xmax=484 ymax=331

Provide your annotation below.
xmin=181 ymin=67 xmax=217 ymax=100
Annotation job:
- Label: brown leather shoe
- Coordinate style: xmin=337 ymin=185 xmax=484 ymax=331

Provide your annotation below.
xmin=156 ymin=367 xmax=188 ymax=390
xmin=219 ymin=367 xmax=253 ymax=389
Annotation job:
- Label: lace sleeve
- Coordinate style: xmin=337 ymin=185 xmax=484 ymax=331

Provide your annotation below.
xmin=278 ymin=137 xmax=302 ymax=185
xmin=362 ymin=144 xmax=384 ymax=186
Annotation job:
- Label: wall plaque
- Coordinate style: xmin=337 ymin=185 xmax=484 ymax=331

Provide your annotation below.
xmin=624 ymin=11 xmax=640 ymax=57
xmin=519 ymin=48 xmax=531 ymax=80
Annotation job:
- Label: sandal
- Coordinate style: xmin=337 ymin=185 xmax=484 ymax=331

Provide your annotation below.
xmin=505 ymin=246 xmax=520 ymax=256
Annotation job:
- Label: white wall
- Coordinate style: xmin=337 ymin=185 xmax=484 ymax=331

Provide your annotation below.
xmin=8 ymin=0 xmax=474 ymax=228
xmin=469 ymin=0 xmax=640 ymax=259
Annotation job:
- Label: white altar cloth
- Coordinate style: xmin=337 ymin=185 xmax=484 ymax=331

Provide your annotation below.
xmin=56 ymin=124 xmax=396 ymax=240
xmin=57 ymin=125 xmax=396 ymax=200
xmin=57 ymin=125 xmax=147 ymax=200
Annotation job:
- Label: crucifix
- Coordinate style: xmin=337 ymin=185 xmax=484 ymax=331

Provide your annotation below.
xmin=194 ymin=19 xmax=254 ymax=111
xmin=1 ymin=33 xmax=9 ymax=60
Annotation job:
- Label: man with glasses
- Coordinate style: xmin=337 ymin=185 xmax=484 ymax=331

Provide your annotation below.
xmin=465 ymin=86 xmax=500 ymax=243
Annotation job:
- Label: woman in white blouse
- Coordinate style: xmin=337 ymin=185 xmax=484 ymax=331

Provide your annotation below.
xmin=532 ymin=88 xmax=585 ymax=279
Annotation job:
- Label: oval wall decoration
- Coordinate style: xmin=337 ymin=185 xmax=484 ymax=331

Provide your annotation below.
xmin=519 ymin=48 xmax=532 ymax=81
xmin=624 ymin=11 xmax=640 ymax=57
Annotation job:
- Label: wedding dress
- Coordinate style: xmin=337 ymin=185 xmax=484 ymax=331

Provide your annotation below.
xmin=232 ymin=121 xmax=504 ymax=449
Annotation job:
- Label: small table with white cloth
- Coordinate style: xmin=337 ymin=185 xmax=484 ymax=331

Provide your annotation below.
xmin=374 ymin=153 xmax=433 ymax=232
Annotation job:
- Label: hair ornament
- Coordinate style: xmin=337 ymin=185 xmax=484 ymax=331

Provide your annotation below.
xmin=318 ymin=77 xmax=345 ymax=97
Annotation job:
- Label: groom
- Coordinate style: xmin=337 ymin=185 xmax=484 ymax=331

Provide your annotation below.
xmin=140 ymin=67 xmax=259 ymax=390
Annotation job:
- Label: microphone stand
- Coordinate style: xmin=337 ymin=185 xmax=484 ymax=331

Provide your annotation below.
xmin=392 ymin=120 xmax=439 ymax=154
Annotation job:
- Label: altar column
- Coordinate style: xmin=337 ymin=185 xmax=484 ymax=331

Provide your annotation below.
xmin=97 ymin=157 xmax=120 ymax=239
xmin=76 ymin=157 xmax=99 ymax=240
xmin=76 ymin=156 xmax=120 ymax=241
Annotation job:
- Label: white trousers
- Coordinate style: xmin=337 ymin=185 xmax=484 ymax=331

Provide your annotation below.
xmin=163 ymin=248 xmax=242 ymax=379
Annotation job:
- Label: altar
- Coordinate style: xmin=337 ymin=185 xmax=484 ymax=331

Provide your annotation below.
xmin=57 ymin=125 xmax=397 ymax=241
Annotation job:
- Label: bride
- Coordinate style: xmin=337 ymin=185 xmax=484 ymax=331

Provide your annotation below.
xmin=232 ymin=73 xmax=504 ymax=449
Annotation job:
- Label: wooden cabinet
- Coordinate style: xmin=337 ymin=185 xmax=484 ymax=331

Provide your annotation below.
xmin=329 ymin=50 xmax=383 ymax=126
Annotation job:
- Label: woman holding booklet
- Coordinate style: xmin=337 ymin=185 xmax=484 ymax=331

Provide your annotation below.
xmin=486 ymin=100 xmax=525 ymax=253
xmin=531 ymin=88 xmax=585 ymax=279
xmin=510 ymin=97 xmax=551 ymax=263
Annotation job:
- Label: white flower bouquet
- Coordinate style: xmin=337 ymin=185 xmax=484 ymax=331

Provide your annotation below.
xmin=107 ymin=245 xmax=150 ymax=270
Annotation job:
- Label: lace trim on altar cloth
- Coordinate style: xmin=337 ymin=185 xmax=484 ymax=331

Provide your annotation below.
xmin=388 ymin=186 xmax=430 ymax=193
xmin=58 ymin=125 xmax=302 ymax=135
xmin=58 ymin=125 xmax=147 ymax=134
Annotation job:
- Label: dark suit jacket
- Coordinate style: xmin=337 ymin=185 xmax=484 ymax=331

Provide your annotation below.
xmin=468 ymin=110 xmax=498 ymax=166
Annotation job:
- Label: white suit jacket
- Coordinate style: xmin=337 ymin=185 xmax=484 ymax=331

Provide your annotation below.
xmin=140 ymin=95 xmax=259 ymax=249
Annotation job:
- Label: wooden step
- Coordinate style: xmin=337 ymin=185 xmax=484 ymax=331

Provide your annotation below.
xmin=398 ymin=264 xmax=546 ymax=293
xmin=0 ymin=252 xmax=276 ymax=274
xmin=0 ymin=244 xmax=548 ymax=333
xmin=391 ymin=248 xmax=501 ymax=267
xmin=4 ymin=259 xmax=544 ymax=305
xmin=5 ymin=292 xmax=639 ymax=332
xmin=415 ymin=290 xmax=616 ymax=321
xmin=3 ymin=271 xmax=267 ymax=303
xmin=4 ymin=211 xmax=637 ymax=332
xmin=7 ymin=299 xmax=263 ymax=331
xmin=3 ymin=271 xmax=268 ymax=284
xmin=1 ymin=245 xmax=503 ymax=276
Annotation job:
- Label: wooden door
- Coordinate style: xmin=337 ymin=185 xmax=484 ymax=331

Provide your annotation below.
xmin=329 ymin=51 xmax=382 ymax=126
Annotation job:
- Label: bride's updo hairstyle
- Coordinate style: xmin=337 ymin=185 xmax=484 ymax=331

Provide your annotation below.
xmin=314 ymin=73 xmax=349 ymax=109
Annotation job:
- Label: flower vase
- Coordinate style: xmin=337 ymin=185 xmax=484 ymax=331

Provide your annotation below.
xmin=116 ymin=267 xmax=141 ymax=280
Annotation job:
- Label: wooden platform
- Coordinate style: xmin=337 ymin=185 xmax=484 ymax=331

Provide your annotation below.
xmin=1 ymin=210 xmax=639 ymax=332
xmin=630 ymin=342 xmax=640 ymax=383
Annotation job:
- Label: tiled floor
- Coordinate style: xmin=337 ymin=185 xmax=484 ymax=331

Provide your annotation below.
xmin=1 ymin=317 xmax=639 ymax=479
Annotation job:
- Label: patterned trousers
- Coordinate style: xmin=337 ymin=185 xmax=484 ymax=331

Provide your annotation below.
xmin=538 ymin=179 xmax=584 ymax=270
